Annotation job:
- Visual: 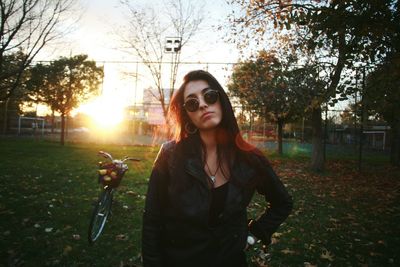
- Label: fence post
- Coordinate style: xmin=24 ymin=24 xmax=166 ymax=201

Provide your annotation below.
xmin=358 ymin=66 xmax=366 ymax=172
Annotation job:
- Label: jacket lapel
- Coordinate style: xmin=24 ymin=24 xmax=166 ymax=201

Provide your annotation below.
xmin=181 ymin=136 xmax=209 ymax=188
xmin=185 ymin=157 xmax=209 ymax=187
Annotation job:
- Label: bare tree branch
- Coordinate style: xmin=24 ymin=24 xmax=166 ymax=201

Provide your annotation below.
xmin=0 ymin=0 xmax=79 ymax=102
xmin=116 ymin=0 xmax=204 ymax=119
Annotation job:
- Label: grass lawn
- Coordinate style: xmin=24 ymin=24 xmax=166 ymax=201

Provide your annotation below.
xmin=0 ymin=138 xmax=399 ymax=266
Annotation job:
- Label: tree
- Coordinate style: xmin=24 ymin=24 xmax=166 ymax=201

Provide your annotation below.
xmin=0 ymin=0 xmax=78 ymax=102
xmin=339 ymin=103 xmax=360 ymax=128
xmin=0 ymin=0 xmax=79 ymax=135
xmin=26 ymin=62 xmax=58 ymax=132
xmin=227 ymin=0 xmax=397 ymax=171
xmin=27 ymin=55 xmax=103 ymax=145
xmin=366 ymin=56 xmax=400 ymax=166
xmin=0 ymin=50 xmax=27 ymax=133
xmin=117 ymin=0 xmax=204 ymax=120
xmin=228 ymin=50 xmax=304 ymax=154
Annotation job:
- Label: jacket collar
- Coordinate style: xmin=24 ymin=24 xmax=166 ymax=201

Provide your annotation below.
xmin=178 ymin=134 xmax=256 ymax=187
xmin=185 ymin=157 xmax=208 ymax=184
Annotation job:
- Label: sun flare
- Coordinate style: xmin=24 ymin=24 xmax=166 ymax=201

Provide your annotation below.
xmin=78 ymin=96 xmax=125 ymax=129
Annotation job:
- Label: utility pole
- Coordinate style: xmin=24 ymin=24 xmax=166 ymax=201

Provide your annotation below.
xmin=358 ymin=66 xmax=366 ymax=172
xmin=164 ymin=36 xmax=182 ymax=95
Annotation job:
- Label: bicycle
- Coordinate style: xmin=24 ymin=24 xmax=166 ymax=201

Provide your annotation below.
xmin=88 ymin=151 xmax=140 ymax=244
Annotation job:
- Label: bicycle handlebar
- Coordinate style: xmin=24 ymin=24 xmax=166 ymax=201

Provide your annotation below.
xmin=98 ymin=151 xmax=113 ymax=161
xmin=122 ymin=156 xmax=141 ymax=162
xmin=98 ymin=151 xmax=141 ymax=163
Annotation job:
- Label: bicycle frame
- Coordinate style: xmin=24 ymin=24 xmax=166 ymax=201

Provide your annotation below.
xmin=88 ymin=151 xmax=140 ymax=244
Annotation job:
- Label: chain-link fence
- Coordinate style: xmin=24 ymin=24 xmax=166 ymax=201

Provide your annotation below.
xmin=0 ymin=61 xmax=391 ymax=159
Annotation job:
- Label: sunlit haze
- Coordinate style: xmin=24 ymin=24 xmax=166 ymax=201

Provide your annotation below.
xmin=34 ymin=0 xmax=239 ymax=129
xmin=76 ymin=95 xmax=125 ymax=129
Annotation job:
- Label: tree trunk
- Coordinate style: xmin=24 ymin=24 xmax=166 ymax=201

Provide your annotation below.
xmin=162 ymin=99 xmax=171 ymax=138
xmin=60 ymin=113 xmax=65 ymax=146
xmin=51 ymin=109 xmax=55 ymax=133
xmin=65 ymin=115 xmax=69 ymax=138
xmin=277 ymin=120 xmax=283 ymax=155
xmin=311 ymin=106 xmax=324 ymax=172
xmin=2 ymin=98 xmax=9 ymax=135
xmin=390 ymin=121 xmax=400 ymax=166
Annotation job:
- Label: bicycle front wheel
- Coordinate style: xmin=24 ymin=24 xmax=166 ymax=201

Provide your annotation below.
xmin=88 ymin=188 xmax=113 ymax=244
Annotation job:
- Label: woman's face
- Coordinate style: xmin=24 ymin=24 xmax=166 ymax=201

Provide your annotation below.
xmin=183 ymin=80 xmax=222 ymax=131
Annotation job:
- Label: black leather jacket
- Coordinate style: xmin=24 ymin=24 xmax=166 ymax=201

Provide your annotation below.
xmin=142 ymin=135 xmax=293 ymax=267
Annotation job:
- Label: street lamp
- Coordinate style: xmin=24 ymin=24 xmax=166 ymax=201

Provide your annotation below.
xmin=165 ymin=37 xmax=181 ymax=53
xmin=165 ymin=37 xmax=181 ymax=99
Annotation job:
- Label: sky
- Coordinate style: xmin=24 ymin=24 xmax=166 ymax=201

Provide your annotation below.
xmin=31 ymin=0 xmax=351 ymax=127
xmin=34 ymin=0 xmax=242 ymax=118
xmin=66 ymin=0 xmax=240 ymax=63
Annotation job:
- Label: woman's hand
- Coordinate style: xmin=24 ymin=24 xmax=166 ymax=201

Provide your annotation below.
xmin=244 ymin=235 xmax=257 ymax=251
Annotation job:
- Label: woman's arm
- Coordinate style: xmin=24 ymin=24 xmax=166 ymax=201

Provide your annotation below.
xmin=249 ymin=155 xmax=293 ymax=246
xmin=142 ymin=142 xmax=172 ymax=267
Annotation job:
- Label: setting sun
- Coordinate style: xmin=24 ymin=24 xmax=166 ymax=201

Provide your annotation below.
xmin=78 ymin=95 xmax=125 ymax=129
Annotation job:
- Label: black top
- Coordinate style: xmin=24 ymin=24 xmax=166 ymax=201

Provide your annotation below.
xmin=209 ymin=182 xmax=229 ymax=227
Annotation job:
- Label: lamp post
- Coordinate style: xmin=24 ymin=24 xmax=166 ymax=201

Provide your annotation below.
xmin=164 ymin=37 xmax=181 ymax=98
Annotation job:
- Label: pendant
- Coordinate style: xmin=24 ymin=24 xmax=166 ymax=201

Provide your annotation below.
xmin=210 ymin=176 xmax=216 ymax=183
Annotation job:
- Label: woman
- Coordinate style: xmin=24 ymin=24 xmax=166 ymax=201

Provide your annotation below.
xmin=142 ymin=70 xmax=293 ymax=267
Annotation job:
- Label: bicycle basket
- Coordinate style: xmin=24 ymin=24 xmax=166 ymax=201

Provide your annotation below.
xmin=98 ymin=163 xmax=123 ymax=188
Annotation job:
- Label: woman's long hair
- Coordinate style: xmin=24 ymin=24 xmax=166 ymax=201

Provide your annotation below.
xmin=168 ymin=70 xmax=239 ymax=142
xmin=168 ymin=70 xmax=257 ymax=180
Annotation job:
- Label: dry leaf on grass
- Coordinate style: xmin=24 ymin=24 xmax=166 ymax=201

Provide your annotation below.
xmin=320 ymin=250 xmax=334 ymax=261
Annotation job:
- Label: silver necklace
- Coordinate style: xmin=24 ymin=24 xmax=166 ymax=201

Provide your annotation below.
xmin=205 ymin=160 xmax=220 ymax=184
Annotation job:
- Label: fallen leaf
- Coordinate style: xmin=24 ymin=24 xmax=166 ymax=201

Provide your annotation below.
xmin=63 ymin=245 xmax=72 ymax=255
xmin=304 ymin=262 xmax=317 ymax=267
xmin=270 ymin=237 xmax=279 ymax=244
xmin=320 ymin=250 xmax=334 ymax=261
xmin=257 ymin=249 xmax=270 ymax=260
xmin=115 ymin=234 xmax=129 ymax=241
xmin=273 ymin=232 xmax=283 ymax=238
xmin=252 ymin=256 xmax=269 ymax=267
xmin=126 ymin=191 xmax=137 ymax=196
xmin=281 ymin=248 xmax=296 ymax=255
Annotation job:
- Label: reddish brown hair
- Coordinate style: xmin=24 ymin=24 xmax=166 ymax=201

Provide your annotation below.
xmin=168 ymin=70 xmax=256 ymax=152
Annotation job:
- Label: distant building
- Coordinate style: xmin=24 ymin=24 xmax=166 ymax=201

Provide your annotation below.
xmin=142 ymin=87 xmax=172 ymax=125
xmin=330 ymin=123 xmax=391 ymax=150
xmin=122 ymin=87 xmax=172 ymax=127
xmin=143 ymin=87 xmax=172 ymax=105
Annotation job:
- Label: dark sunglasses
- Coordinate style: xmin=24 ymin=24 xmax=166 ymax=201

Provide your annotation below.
xmin=183 ymin=90 xmax=219 ymax=112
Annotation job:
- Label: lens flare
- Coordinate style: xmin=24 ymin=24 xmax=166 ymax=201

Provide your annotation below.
xmin=77 ymin=96 xmax=124 ymax=129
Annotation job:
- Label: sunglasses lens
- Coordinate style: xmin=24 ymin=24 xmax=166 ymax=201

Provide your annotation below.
xmin=204 ymin=90 xmax=219 ymax=105
xmin=184 ymin=90 xmax=219 ymax=112
xmin=184 ymin=98 xmax=199 ymax=112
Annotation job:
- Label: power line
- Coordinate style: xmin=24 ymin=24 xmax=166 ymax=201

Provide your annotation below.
xmin=32 ymin=60 xmax=238 ymax=65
